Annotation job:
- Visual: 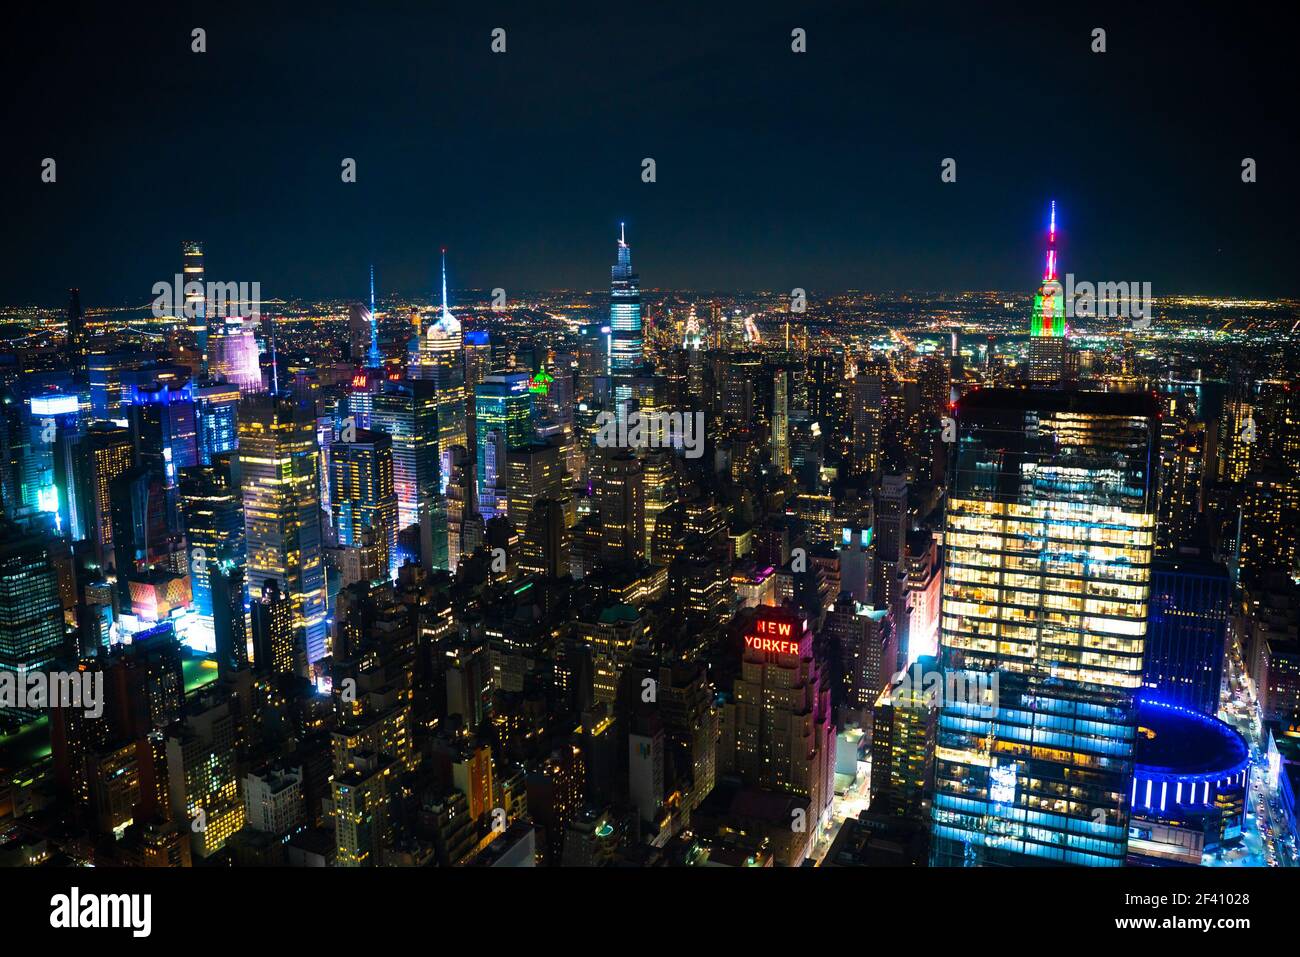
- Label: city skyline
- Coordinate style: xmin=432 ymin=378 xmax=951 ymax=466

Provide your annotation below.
xmin=3 ymin=4 xmax=1298 ymax=924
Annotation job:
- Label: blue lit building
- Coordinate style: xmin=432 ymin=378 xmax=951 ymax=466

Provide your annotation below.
xmin=608 ymin=224 xmax=642 ymax=409
xmin=473 ymin=373 xmax=534 ymax=521
xmin=196 ymin=382 xmax=240 ymax=465
xmin=1143 ymin=554 xmax=1230 ymax=716
xmin=1127 ymin=697 xmax=1250 ymax=865
xmin=179 ymin=454 xmax=245 ymax=631
xmin=931 ymin=389 xmax=1159 ymax=866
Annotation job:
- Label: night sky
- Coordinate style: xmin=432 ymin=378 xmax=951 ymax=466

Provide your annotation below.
xmin=2 ymin=0 xmax=1296 ymax=306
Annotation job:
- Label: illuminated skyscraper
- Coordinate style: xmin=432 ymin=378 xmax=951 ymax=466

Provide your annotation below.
xmin=931 ymin=389 xmax=1158 ymax=866
xmin=505 ymin=440 xmax=567 ymax=539
xmin=410 ymin=250 xmax=467 ymax=485
xmin=1143 ymin=555 xmax=1230 ymax=716
xmin=474 ymin=373 xmax=534 ymax=522
xmin=238 ymin=395 xmax=328 ymax=665
xmin=181 ymin=241 xmax=207 ymax=372
xmin=330 ymin=428 xmax=399 ymax=579
xmin=608 ymin=224 xmax=642 ymax=410
xmin=592 ymin=449 xmax=644 ymax=562
xmin=195 ymin=382 xmax=240 ymax=465
xmin=371 ymin=379 xmax=440 ymax=531
xmin=871 ymin=655 xmax=939 ymax=821
xmin=166 ymin=692 xmax=246 ymax=858
xmin=250 ymin=579 xmax=295 ymax=677
xmin=0 ymin=520 xmax=67 ymax=717
xmin=771 ymin=368 xmax=791 ymax=475
xmin=719 ymin=606 xmax=836 ymax=864
xmin=1156 ymin=390 xmax=1206 ymax=555
xmin=1237 ymin=473 xmax=1300 ymax=587
xmin=82 ymin=422 xmax=135 ymax=570
xmin=1026 ymin=202 xmax=1071 ymax=387
xmin=179 ymin=455 xmax=244 ymax=639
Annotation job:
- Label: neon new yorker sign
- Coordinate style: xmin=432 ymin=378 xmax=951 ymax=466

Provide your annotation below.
xmin=744 ymin=616 xmax=801 ymax=656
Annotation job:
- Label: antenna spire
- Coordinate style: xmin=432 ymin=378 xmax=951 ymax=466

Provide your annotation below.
xmin=1043 ymin=200 xmax=1058 ymax=282
xmin=441 ymin=249 xmax=448 ymax=315
xmin=367 ymin=264 xmax=381 ymax=368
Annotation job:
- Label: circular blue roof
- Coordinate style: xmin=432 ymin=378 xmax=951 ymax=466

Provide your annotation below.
xmin=1134 ymin=698 xmax=1249 ymax=781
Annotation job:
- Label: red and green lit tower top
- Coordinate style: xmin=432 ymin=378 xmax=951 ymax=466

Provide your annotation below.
xmin=1030 ymin=201 xmax=1066 ymax=337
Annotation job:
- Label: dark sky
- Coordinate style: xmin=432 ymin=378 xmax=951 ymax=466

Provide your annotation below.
xmin=2 ymin=0 xmax=1296 ymax=306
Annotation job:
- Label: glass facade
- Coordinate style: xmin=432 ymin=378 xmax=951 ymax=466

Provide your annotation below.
xmin=609 ymin=225 xmax=642 ymax=409
xmin=931 ymin=389 xmax=1158 ymax=866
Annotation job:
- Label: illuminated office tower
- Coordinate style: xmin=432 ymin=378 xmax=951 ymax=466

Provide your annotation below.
xmin=851 ymin=373 xmax=883 ymax=477
xmin=519 ymin=498 xmax=571 ymax=579
xmin=166 ymin=691 xmax=246 ymax=858
xmin=210 ymin=561 xmax=248 ymax=678
xmin=334 ymin=752 xmax=397 ymax=866
xmin=371 ymin=379 xmax=440 ymax=530
xmin=719 ymin=606 xmax=836 ymax=863
xmin=833 ymin=594 xmax=896 ymax=724
xmin=208 ymin=316 xmax=263 ymax=394
xmin=181 ymin=241 xmax=207 ymax=371
xmin=1143 ymin=555 xmax=1230 ymax=716
xmin=25 ymin=393 xmax=82 ymax=533
xmin=443 ymin=446 xmax=475 ymax=571
xmin=1254 ymin=379 xmax=1300 ymax=474
xmin=582 ymin=603 xmax=646 ymax=707
xmin=83 ymin=423 xmax=135 ymax=570
xmin=1156 ymin=396 xmax=1205 ymax=555
xmin=239 ymin=396 xmax=328 ymax=665
xmin=345 ymin=367 xmax=383 ymax=431
xmin=1216 ymin=389 xmax=1255 ymax=484
xmin=577 ymin=322 xmax=610 ymax=406
xmin=250 ymin=579 xmax=295 ymax=678
xmin=330 ymin=428 xmax=399 ymax=579
xmin=410 ymin=251 xmax=468 ymax=483
xmin=474 ymin=373 xmax=534 ymax=521
xmin=195 ymin=382 xmax=240 ymax=465
xmin=931 ymin=389 xmax=1157 ymax=866
xmin=0 ymin=521 xmax=67 ymax=718
xmin=593 ymin=449 xmax=644 ymax=562
xmin=122 ymin=370 xmax=198 ymax=530
xmin=771 ymin=367 xmax=791 ymax=475
xmin=875 ymin=475 xmax=908 ymax=608
xmin=871 ymin=655 xmax=939 ymax=821
xmin=641 ymin=447 xmax=677 ymax=563
xmin=608 ymin=224 xmax=643 ymax=410
xmin=464 ymin=330 xmax=492 ymax=390
xmin=179 ymin=456 xmax=244 ymax=635
xmin=1026 ymin=202 xmax=1071 ymax=387
xmin=1237 ymin=473 xmax=1300 ymax=588
xmin=88 ymin=350 xmax=148 ymax=419
xmin=505 ymin=440 xmax=566 ymax=538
